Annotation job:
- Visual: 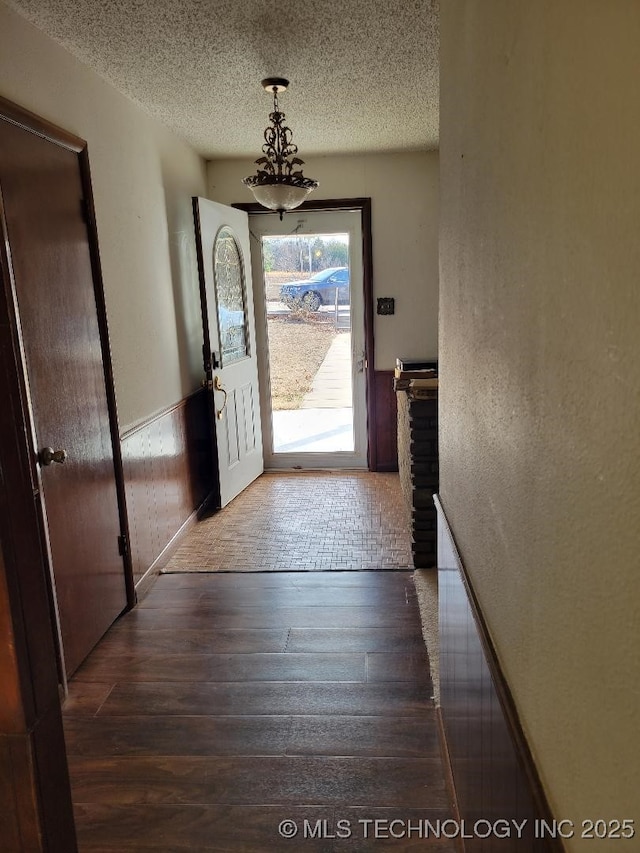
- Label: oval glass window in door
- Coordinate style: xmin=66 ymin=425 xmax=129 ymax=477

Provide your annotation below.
xmin=213 ymin=226 xmax=249 ymax=365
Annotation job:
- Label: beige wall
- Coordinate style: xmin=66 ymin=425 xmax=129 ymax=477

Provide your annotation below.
xmin=208 ymin=152 xmax=439 ymax=369
xmin=0 ymin=3 xmax=207 ymax=430
xmin=440 ymin=0 xmax=640 ymax=842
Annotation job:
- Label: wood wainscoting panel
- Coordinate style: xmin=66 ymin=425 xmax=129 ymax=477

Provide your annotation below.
xmin=435 ymin=496 xmax=561 ymax=853
xmin=372 ymin=370 xmax=398 ymax=471
xmin=121 ymin=390 xmax=215 ymax=589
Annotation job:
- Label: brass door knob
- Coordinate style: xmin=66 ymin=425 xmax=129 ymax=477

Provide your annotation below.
xmin=39 ymin=447 xmax=68 ymax=466
xmin=213 ymin=376 xmax=228 ymax=420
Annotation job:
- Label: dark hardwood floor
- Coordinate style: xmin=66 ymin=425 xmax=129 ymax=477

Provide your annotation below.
xmin=63 ymin=571 xmax=455 ymax=852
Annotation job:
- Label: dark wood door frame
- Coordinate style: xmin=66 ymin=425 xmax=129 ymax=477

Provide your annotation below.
xmin=0 ymin=95 xmax=134 ymax=850
xmin=233 ymin=198 xmax=380 ymax=470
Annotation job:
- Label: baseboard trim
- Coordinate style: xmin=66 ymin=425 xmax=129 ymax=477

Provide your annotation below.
xmin=134 ymin=491 xmax=215 ymax=600
xmin=435 ymin=494 xmax=563 ymax=852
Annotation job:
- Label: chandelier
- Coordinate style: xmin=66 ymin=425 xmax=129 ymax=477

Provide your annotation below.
xmin=243 ymin=78 xmax=318 ymax=219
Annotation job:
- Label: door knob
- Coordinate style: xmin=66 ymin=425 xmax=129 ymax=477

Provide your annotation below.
xmin=213 ymin=376 xmax=228 ymax=420
xmin=39 ymin=447 xmax=68 ymax=466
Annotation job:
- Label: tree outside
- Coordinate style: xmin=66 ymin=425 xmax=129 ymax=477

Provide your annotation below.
xmin=265 ymin=235 xmax=348 ymax=275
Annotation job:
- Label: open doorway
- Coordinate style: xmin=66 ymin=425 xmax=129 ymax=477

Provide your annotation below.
xmin=249 ymin=209 xmax=368 ymax=469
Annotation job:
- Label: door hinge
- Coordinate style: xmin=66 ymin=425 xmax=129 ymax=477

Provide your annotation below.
xmin=117 ymin=534 xmax=129 ymax=557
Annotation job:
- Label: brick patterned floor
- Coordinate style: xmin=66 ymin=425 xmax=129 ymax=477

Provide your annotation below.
xmin=163 ymin=472 xmax=413 ymax=572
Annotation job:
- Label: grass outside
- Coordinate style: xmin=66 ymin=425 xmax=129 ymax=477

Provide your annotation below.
xmin=267 ymin=314 xmax=339 ymax=410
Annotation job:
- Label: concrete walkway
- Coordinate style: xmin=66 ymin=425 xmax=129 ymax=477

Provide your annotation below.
xmin=301 ymin=331 xmax=352 ymax=408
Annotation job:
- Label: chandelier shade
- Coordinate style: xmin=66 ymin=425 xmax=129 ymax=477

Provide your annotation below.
xmin=243 ymin=78 xmax=318 ymax=219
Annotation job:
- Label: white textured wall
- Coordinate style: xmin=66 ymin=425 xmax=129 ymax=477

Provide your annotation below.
xmin=208 ymin=152 xmax=439 ymax=369
xmin=0 ymin=3 xmax=207 ymax=430
xmin=440 ymin=1 xmax=640 ymax=842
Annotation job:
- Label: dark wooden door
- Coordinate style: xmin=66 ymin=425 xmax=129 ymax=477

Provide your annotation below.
xmin=0 ymin=118 xmax=127 ymax=677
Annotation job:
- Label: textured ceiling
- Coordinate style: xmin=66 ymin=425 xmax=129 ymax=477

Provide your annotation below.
xmin=5 ymin=0 xmax=439 ymax=158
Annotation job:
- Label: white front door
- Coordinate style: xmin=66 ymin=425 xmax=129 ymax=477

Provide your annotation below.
xmin=193 ymin=198 xmax=263 ymax=506
xmin=249 ymin=209 xmax=368 ymax=469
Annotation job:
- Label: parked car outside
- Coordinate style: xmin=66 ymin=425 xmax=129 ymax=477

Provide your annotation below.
xmin=279 ymin=267 xmax=349 ymax=311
